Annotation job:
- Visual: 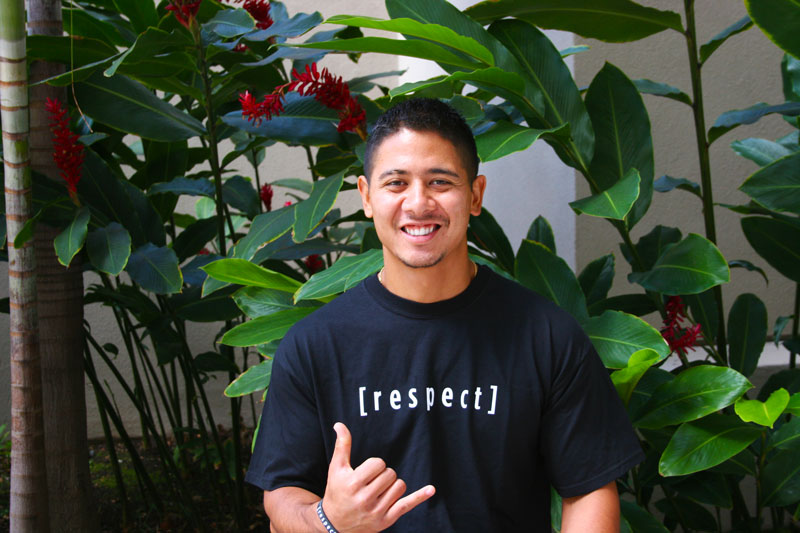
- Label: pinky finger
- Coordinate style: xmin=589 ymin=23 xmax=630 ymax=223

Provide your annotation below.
xmin=383 ymin=484 xmax=436 ymax=526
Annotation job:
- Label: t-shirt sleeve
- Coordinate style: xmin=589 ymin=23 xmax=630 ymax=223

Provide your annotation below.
xmin=245 ymin=333 xmax=327 ymax=495
xmin=539 ymin=318 xmax=644 ymax=499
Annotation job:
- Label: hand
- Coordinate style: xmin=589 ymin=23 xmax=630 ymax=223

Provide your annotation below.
xmin=321 ymin=422 xmax=435 ymax=533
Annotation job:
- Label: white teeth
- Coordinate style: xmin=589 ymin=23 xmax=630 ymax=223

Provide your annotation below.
xmin=405 ymin=226 xmax=435 ymax=236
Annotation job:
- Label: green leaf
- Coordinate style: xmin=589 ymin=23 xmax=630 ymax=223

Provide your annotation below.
xmin=293 ymin=172 xmax=344 ymax=243
xmin=770 ymin=415 xmax=800 ymax=451
xmin=232 ymin=205 xmax=296 ymax=261
xmin=570 ymin=169 xmax=640 ymax=220
xmin=633 ymin=79 xmax=692 ymax=106
xmin=464 ymin=0 xmax=683 ymax=42
xmin=653 ymin=175 xmax=702 ymax=197
xmin=728 ymin=293 xmax=768 ymax=377
xmin=202 ymin=258 xmax=302 ymax=294
xmin=75 ymin=72 xmax=205 ymax=141
xmin=224 ymin=359 xmax=273 ymax=397
xmin=741 ymin=216 xmax=800 ymax=282
xmin=578 ymin=254 xmax=615 ymax=306
xmin=783 ymin=53 xmax=800 ymax=102
xmin=731 ymin=137 xmax=795 ymax=167
xmin=296 ymin=37 xmax=481 ymax=70
xmin=635 ymin=366 xmax=753 ymax=429
xmin=194 ymin=351 xmax=239 ymax=374
xmin=86 ymin=222 xmax=131 ymax=275
xmin=148 ymin=177 xmax=215 ymax=198
xmin=735 ymin=388 xmax=790 ymax=428
xmin=222 ymin=176 xmax=260 ymax=219
xmin=27 ymin=35 xmax=117 ymax=67
xmin=583 ymin=310 xmax=670 ymax=369
xmin=628 ymin=368 xmax=674 ymax=422
xmin=294 ymin=249 xmax=383 ymax=302
xmin=620 ymin=501 xmax=669 ymax=533
xmin=788 ymin=393 xmax=800 ymax=416
xmin=655 ymin=496 xmax=718 ymax=531
xmin=709 ymin=102 xmax=800 ymax=144
xmin=468 ymin=208 xmax=515 ymax=273
xmin=628 ymin=234 xmax=730 ymax=295
xmin=126 ymin=243 xmax=182 ymax=294
xmin=220 ymin=308 xmax=315 ymax=347
xmin=699 ymin=15 xmax=753 ymax=64
xmin=589 ymin=294 xmax=657 ymax=317
xmin=611 ymin=349 xmax=661 ymax=405
xmin=586 ymin=63 xmax=654 ymax=228
xmin=205 ymin=8 xmax=255 ymax=38
xmin=54 ymin=207 xmax=90 ymax=267
xmin=762 ymin=450 xmax=800 ymax=507
xmin=325 ymin=15 xmax=494 ymax=66
xmin=740 ymin=151 xmax=800 ymax=214
xmin=112 ymin=0 xmax=158 ymax=34
xmin=659 ymin=414 xmax=762 ymax=476
xmin=685 ymin=289 xmax=719 ymax=344
xmin=560 ymin=45 xmax=590 ymax=58
xmin=775 ymin=315 xmax=793 ymax=348
xmin=621 ymin=224 xmax=681 ymax=271
xmin=746 ymin=0 xmax=800 ymax=59
xmin=233 ymin=286 xmax=319 ymax=318
xmin=244 ymin=10 xmax=323 ymax=41
xmin=515 ymin=240 xmax=588 ymax=322
xmin=173 ymin=218 xmax=218 ymax=262
xmin=489 ymin=19 xmax=594 ymax=170
xmin=526 ymin=215 xmax=556 ymax=253
xmin=272 ymin=178 xmax=312 ymax=195
xmin=672 ymin=472 xmax=733 ymax=508
xmin=475 ymin=121 xmax=569 ymax=163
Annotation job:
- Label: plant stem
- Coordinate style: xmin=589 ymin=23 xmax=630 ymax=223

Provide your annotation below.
xmin=791 ymin=283 xmax=799 ymax=368
xmin=684 ymin=0 xmax=728 ymax=363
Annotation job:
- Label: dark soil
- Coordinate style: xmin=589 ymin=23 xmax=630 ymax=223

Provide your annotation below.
xmin=1 ymin=434 xmax=270 ymax=532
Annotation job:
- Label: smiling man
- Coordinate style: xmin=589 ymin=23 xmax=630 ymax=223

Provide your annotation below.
xmin=246 ymin=98 xmax=644 ymax=532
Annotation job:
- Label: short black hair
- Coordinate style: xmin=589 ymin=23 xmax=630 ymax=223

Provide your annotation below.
xmin=363 ymin=98 xmax=479 ymax=183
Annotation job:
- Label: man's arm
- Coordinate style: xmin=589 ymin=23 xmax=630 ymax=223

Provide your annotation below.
xmin=264 ymin=423 xmax=435 ymax=533
xmin=560 ymin=481 xmax=620 ymax=533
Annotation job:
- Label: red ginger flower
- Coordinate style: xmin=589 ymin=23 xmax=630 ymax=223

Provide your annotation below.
xmin=260 ymin=183 xmax=274 ymax=211
xmin=660 ymin=296 xmax=702 ymax=357
xmin=45 ymin=98 xmax=84 ymax=205
xmin=166 ymin=0 xmax=202 ymax=28
xmin=304 ymin=254 xmax=324 ymax=274
xmin=234 ymin=0 xmax=273 ymax=30
xmin=239 ymin=90 xmax=284 ymax=126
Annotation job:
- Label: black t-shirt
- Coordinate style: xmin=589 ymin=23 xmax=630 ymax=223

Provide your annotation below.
xmin=246 ymin=266 xmax=644 ymax=532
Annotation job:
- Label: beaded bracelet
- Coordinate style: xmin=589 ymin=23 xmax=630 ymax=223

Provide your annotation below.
xmin=316 ymin=500 xmax=339 ymax=533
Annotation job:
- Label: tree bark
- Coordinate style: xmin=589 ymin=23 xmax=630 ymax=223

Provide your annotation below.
xmin=2 ymin=0 xmax=51 ymax=530
xmin=26 ymin=0 xmax=97 ymax=530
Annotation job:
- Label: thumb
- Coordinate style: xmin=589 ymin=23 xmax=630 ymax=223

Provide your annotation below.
xmin=331 ymin=422 xmax=352 ymax=470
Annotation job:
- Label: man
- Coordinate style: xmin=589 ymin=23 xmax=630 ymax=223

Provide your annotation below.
xmin=246 ymin=98 xmax=644 ymax=532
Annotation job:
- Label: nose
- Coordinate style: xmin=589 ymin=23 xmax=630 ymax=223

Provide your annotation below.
xmin=403 ymin=180 xmax=434 ymax=215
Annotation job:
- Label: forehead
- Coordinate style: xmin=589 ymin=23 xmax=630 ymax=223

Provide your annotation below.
xmin=369 ymin=128 xmax=466 ymax=176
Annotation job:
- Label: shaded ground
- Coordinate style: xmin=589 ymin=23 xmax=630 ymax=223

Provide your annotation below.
xmin=1 ymin=435 xmax=270 ymax=532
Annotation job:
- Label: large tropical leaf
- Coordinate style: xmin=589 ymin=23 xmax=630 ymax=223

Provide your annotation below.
xmin=699 ymin=16 xmax=753 ymax=64
xmin=202 ymin=258 xmax=302 ymax=293
xmin=468 ymin=208 xmax=515 ymax=273
xmin=515 ymin=239 xmax=588 ymax=322
xmin=293 ymin=172 xmax=344 ymax=243
xmin=569 ymin=168 xmax=640 ymax=221
xmin=620 ymin=501 xmax=669 ymax=533
xmin=465 ymin=0 xmax=683 ymax=42
xmin=54 ymin=206 xmax=90 ymax=267
xmin=220 ymin=307 xmax=315 ymax=347
xmin=746 ymin=0 xmax=800 ymax=59
xmin=294 ymin=249 xmax=383 ymax=302
xmin=731 ymin=137 xmax=794 ymax=167
xmin=582 ymin=311 xmax=669 ymax=369
xmin=628 ymin=234 xmax=730 ymax=295
xmin=659 ymin=414 xmax=762 ymax=476
xmin=585 ymin=62 xmax=654 ymax=228
xmin=488 ymin=19 xmax=594 ymax=170
xmin=125 ymin=243 xmax=183 ymax=294
xmin=475 ymin=121 xmax=568 ymax=163
xmin=75 ymin=72 xmax=205 ymax=141
xmin=741 ymin=216 xmax=800 ymax=282
xmin=709 ymin=102 xmax=800 ymax=144
xmin=611 ymin=349 xmax=661 ymax=405
xmin=578 ymin=254 xmax=615 ymax=306
xmin=739 ymin=151 xmax=800 ymax=214
xmin=728 ymin=293 xmax=768 ymax=377
xmin=635 ymin=366 xmax=752 ymax=429
xmin=325 ymin=15 xmax=495 ymax=66
xmin=86 ymin=222 xmax=131 ymax=275
xmin=735 ymin=388 xmax=789 ymax=428
xmin=224 ymin=359 xmax=273 ymax=397
xmin=762 ymin=450 xmax=800 ymax=507
xmin=232 ymin=205 xmax=296 ymax=261
xmin=233 ymin=286 xmax=320 ymax=319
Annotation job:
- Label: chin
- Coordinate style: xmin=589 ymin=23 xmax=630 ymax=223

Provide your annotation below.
xmin=398 ymin=253 xmax=446 ymax=269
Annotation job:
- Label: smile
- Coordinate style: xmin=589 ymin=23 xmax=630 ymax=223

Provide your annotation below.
xmin=402 ymin=225 xmax=439 ymax=236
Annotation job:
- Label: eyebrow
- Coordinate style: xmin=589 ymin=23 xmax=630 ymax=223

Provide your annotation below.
xmin=377 ymin=167 xmax=462 ymax=181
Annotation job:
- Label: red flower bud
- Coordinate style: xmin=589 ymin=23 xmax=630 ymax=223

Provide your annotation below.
xmin=260 ymin=183 xmax=274 ymax=211
xmin=45 ymin=98 xmax=84 ymax=205
xmin=304 ymin=254 xmax=324 ymax=274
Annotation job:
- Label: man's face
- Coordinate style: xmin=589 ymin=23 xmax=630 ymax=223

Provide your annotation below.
xmin=358 ymin=128 xmax=486 ymax=270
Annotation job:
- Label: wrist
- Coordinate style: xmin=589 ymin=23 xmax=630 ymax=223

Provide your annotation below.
xmin=316 ymin=499 xmax=340 ymax=533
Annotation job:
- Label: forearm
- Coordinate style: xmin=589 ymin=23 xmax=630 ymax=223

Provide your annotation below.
xmin=263 ymin=487 xmax=327 ymax=533
xmin=560 ymin=481 xmax=619 ymax=533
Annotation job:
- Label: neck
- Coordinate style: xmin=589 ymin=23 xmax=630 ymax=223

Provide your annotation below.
xmin=379 ymin=251 xmax=476 ymax=303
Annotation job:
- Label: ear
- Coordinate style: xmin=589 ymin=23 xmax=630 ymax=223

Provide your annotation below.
xmin=470 ymin=175 xmax=487 ymax=216
xmin=357 ymin=175 xmax=373 ymax=218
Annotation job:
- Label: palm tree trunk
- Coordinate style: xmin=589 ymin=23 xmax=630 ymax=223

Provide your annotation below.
xmin=26 ymin=0 xmax=97 ymax=529
xmin=1 ymin=0 xmax=51 ymax=530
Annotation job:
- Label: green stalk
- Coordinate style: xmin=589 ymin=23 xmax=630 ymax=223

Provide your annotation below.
xmin=791 ymin=284 xmax=799 ymax=368
xmin=684 ymin=0 xmax=728 ymax=363
xmin=92 ymin=366 xmax=129 ymax=525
